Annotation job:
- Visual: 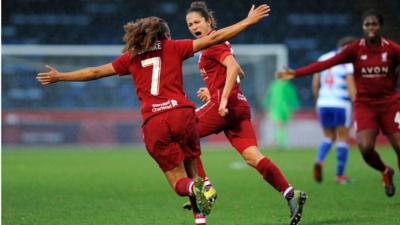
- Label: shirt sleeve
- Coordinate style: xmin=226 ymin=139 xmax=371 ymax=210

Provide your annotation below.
xmin=173 ymin=39 xmax=194 ymax=60
xmin=393 ymin=41 xmax=400 ymax=64
xmin=112 ymin=53 xmax=131 ymax=76
xmin=295 ymin=43 xmax=355 ymax=77
xmin=206 ymin=43 xmax=233 ymax=63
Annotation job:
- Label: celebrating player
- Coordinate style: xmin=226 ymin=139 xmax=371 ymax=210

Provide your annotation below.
xmin=185 ymin=2 xmax=307 ymax=225
xmin=312 ymin=36 xmax=356 ymax=184
xmin=277 ymin=10 xmax=400 ymax=197
xmin=36 ymin=4 xmax=270 ymax=220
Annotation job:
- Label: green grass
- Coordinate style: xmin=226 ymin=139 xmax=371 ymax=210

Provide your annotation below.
xmin=2 ymin=146 xmax=399 ymax=225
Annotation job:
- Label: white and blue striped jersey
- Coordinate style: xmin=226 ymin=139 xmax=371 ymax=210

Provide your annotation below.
xmin=316 ymin=50 xmax=353 ymax=109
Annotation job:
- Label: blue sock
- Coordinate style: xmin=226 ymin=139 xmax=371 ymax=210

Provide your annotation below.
xmin=336 ymin=142 xmax=349 ymax=177
xmin=316 ymin=138 xmax=333 ymax=163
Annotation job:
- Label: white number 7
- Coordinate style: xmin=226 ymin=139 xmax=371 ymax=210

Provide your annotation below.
xmin=395 ymin=112 xmax=400 ymax=128
xmin=141 ymin=57 xmax=161 ymax=96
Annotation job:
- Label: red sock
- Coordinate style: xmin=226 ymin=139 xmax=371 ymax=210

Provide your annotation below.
xmin=196 ymin=157 xmax=207 ymax=178
xmin=175 ymin=178 xmax=193 ymax=196
xmin=189 ymin=196 xmax=206 ymax=225
xmin=256 ymin=157 xmax=290 ymax=193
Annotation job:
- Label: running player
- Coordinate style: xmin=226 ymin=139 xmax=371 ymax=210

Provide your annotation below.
xmin=312 ymin=36 xmax=356 ymax=184
xmin=185 ymin=2 xmax=307 ymax=225
xmin=277 ymin=10 xmax=400 ymax=197
xmin=36 ymin=4 xmax=270 ymax=221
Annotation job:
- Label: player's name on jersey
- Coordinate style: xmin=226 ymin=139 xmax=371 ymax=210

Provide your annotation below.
xmin=137 ymin=41 xmax=163 ymax=55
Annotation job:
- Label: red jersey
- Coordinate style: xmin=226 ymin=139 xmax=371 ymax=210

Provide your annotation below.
xmin=112 ymin=39 xmax=195 ymax=123
xmin=296 ymin=37 xmax=400 ymax=104
xmin=198 ymin=40 xmax=248 ymax=107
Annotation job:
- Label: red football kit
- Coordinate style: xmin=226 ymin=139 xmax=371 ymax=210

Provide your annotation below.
xmin=112 ymin=39 xmax=201 ymax=172
xmin=196 ymin=40 xmax=257 ymax=152
xmin=295 ymin=37 xmax=400 ymax=134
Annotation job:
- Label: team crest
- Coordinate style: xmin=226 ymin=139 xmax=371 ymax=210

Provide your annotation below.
xmin=381 ymin=52 xmax=387 ymax=62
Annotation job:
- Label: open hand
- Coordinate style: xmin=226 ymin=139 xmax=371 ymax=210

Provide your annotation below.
xmin=36 ymin=65 xmax=60 ymax=85
xmin=275 ymin=67 xmax=296 ymax=80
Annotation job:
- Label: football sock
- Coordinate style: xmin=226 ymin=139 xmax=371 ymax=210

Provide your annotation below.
xmin=361 ymin=150 xmax=386 ymax=172
xmin=316 ymin=138 xmax=333 ymax=163
xmin=196 ymin=157 xmax=207 ymax=179
xmin=175 ymin=177 xmax=194 ymax=196
xmin=190 ymin=196 xmax=206 ymax=225
xmin=336 ymin=142 xmax=349 ymax=177
xmin=283 ymin=186 xmax=294 ymax=200
xmin=256 ymin=157 xmax=290 ymax=193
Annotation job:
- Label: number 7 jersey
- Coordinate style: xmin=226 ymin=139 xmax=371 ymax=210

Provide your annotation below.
xmin=112 ymin=39 xmax=196 ymax=123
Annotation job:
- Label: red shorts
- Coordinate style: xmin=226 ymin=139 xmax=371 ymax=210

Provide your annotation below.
xmin=354 ymin=100 xmax=400 ymax=134
xmin=195 ymin=101 xmax=257 ymax=153
xmin=142 ymin=107 xmax=201 ymax=172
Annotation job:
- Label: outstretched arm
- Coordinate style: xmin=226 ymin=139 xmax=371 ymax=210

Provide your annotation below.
xmin=36 ymin=63 xmax=116 ymax=85
xmin=276 ymin=44 xmax=353 ymax=80
xmin=193 ymin=4 xmax=270 ymax=53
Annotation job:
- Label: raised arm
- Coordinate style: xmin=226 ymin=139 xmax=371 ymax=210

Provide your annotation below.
xmin=193 ymin=4 xmax=270 ymax=53
xmin=36 ymin=63 xmax=116 ymax=85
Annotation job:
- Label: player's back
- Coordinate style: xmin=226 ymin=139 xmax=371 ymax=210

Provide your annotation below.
xmin=317 ymin=50 xmax=353 ymax=108
xmin=112 ymin=39 xmax=195 ymax=122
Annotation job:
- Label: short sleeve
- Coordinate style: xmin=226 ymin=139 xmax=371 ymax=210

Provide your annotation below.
xmin=206 ymin=43 xmax=232 ymax=63
xmin=173 ymin=39 xmax=194 ymax=60
xmin=112 ymin=53 xmax=131 ymax=76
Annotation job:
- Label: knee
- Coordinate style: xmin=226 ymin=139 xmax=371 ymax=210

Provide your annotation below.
xmin=241 ymin=147 xmax=264 ymax=167
xmin=357 ymin=139 xmax=374 ymax=154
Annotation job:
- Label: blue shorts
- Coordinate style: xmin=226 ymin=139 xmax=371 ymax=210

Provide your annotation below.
xmin=318 ymin=106 xmax=351 ymax=128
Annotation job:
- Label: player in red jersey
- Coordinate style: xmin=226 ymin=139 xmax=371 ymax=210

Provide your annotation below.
xmin=277 ymin=10 xmax=400 ymax=197
xmin=184 ymin=2 xmax=307 ymax=225
xmin=36 ymin=4 xmax=270 ymax=221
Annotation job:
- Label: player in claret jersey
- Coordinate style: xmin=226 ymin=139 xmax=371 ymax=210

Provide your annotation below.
xmin=185 ymin=2 xmax=307 ymax=225
xmin=36 ymin=4 xmax=270 ymax=222
xmin=277 ymin=10 xmax=400 ymax=197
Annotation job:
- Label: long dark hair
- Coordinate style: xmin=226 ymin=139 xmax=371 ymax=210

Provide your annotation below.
xmin=122 ymin=16 xmax=170 ymax=57
xmin=186 ymin=1 xmax=217 ymax=29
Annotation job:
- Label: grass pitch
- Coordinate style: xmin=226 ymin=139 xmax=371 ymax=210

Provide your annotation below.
xmin=2 ymin=146 xmax=399 ymax=225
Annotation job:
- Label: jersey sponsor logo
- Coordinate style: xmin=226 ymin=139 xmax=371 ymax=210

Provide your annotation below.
xmin=151 ymin=99 xmax=179 ymax=112
xmin=381 ymin=52 xmax=388 ymax=62
xmin=361 ymin=66 xmax=389 ymax=77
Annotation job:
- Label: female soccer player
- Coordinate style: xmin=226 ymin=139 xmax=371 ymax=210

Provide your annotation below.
xmin=312 ymin=36 xmax=356 ymax=184
xmin=277 ymin=10 xmax=400 ymax=197
xmin=36 ymin=4 xmax=270 ymax=220
xmin=185 ymin=2 xmax=307 ymax=225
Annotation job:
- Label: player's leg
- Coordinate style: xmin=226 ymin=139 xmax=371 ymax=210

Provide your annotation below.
xmin=314 ymin=107 xmax=336 ymax=182
xmin=335 ymin=105 xmax=352 ymax=184
xmin=314 ymin=128 xmax=335 ymax=182
xmin=226 ymin=118 xmax=307 ymax=225
xmin=357 ymin=129 xmax=394 ymax=196
xmin=335 ymin=126 xmax=351 ymax=184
